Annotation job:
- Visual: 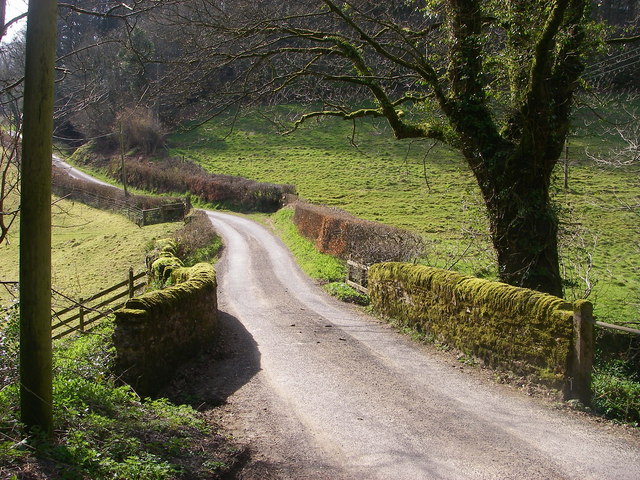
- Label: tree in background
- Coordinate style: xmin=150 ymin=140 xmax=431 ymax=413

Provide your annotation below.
xmin=53 ymin=1 xmax=162 ymax=151
xmin=0 ymin=2 xmax=26 ymax=246
xmin=159 ymin=0 xmax=598 ymax=296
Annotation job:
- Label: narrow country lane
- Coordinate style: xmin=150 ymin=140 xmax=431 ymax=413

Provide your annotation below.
xmin=205 ymin=210 xmax=640 ymax=480
xmin=52 ymin=155 xmax=112 ymax=187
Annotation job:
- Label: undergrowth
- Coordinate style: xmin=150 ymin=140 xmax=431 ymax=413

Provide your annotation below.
xmin=592 ymin=360 xmax=640 ymax=425
xmin=0 ymin=315 xmax=240 ymax=479
xmin=323 ymin=282 xmax=370 ymax=305
xmin=174 ymin=209 xmax=223 ymax=266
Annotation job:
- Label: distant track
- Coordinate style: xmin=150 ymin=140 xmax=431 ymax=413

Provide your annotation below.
xmin=52 ymin=155 xmax=112 ymax=187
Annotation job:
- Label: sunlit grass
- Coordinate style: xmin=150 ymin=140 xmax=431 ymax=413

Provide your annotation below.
xmin=0 ymin=197 xmax=181 ymax=307
xmin=169 ymin=106 xmax=639 ymax=326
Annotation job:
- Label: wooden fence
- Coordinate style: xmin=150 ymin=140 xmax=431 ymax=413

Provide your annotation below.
xmin=51 ymin=269 xmax=146 ymax=339
xmin=51 ymin=182 xmax=187 ymax=227
xmin=346 ymin=259 xmax=370 ymax=294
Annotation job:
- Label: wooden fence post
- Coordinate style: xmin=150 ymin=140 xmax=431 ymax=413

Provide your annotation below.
xmin=570 ymin=300 xmax=594 ymax=406
xmin=79 ymin=298 xmax=85 ymax=333
xmin=129 ymin=267 xmax=135 ymax=298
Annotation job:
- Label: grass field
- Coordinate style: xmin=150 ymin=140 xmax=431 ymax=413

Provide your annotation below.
xmin=169 ymin=106 xmax=639 ymax=326
xmin=0 ymin=198 xmax=181 ymax=308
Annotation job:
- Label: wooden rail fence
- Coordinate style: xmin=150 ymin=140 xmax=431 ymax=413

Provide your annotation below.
xmin=51 ymin=269 xmax=146 ymax=339
xmin=346 ymin=259 xmax=370 ymax=294
xmin=51 ymin=182 xmax=187 ymax=227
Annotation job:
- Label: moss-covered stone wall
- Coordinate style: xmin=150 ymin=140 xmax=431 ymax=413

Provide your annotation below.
xmin=113 ymin=262 xmax=218 ymax=396
xmin=369 ymin=262 xmax=589 ymax=391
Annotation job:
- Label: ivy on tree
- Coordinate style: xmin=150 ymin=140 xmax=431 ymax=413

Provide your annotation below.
xmin=163 ymin=0 xmax=599 ymax=296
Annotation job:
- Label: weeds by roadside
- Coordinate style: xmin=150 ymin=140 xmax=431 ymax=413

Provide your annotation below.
xmin=323 ymin=282 xmax=370 ymax=305
xmin=270 ymin=207 xmax=346 ymax=283
xmin=0 ymin=317 xmax=243 ymax=479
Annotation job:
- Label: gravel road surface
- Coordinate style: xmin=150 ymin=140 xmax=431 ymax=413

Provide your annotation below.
xmin=203 ymin=210 xmax=640 ymax=480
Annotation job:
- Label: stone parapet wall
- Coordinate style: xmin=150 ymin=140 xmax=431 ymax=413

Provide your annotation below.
xmin=369 ymin=262 xmax=593 ymax=399
xmin=113 ymin=263 xmax=218 ymax=396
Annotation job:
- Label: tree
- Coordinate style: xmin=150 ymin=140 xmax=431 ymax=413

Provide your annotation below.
xmin=46 ymin=1 xmax=178 ymax=156
xmin=20 ymin=0 xmax=58 ymax=436
xmin=0 ymin=4 xmax=26 ymax=246
xmin=164 ymin=0 xmax=597 ymax=296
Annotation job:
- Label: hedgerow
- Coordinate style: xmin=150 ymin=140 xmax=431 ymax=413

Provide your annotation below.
xmin=110 ymin=156 xmax=295 ymax=212
xmin=292 ymin=200 xmax=424 ymax=265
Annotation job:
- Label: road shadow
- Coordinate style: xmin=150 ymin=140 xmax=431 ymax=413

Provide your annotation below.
xmin=160 ymin=310 xmax=261 ymax=409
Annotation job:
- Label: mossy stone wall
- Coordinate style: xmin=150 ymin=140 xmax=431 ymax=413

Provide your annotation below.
xmin=113 ymin=262 xmax=218 ymax=396
xmin=369 ymin=262 xmax=589 ymax=390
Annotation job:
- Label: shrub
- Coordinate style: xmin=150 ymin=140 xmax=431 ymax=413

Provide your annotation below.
xmin=115 ymin=107 xmax=164 ymax=155
xmin=292 ymin=200 xmax=424 ymax=264
xmin=592 ymin=359 xmax=640 ymax=424
xmin=174 ymin=210 xmax=222 ymax=266
xmin=108 ymin=156 xmax=296 ymax=212
xmin=592 ymin=330 xmax=640 ymax=424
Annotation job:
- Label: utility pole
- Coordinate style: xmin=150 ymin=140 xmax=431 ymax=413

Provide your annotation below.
xmin=20 ymin=0 xmax=57 ymax=437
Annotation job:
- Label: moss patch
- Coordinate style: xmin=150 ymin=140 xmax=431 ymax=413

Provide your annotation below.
xmin=369 ymin=262 xmax=580 ymax=386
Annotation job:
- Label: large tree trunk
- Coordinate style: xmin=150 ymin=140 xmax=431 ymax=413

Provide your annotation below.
xmin=478 ymin=158 xmax=563 ymax=297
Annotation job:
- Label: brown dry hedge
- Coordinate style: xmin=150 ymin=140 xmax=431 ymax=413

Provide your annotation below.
xmin=111 ymin=157 xmax=295 ymax=212
xmin=292 ymin=200 xmax=424 ymax=265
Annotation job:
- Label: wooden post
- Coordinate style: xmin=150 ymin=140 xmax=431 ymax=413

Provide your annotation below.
xmin=19 ymin=0 xmax=58 ymax=437
xmin=570 ymin=300 xmax=594 ymax=406
xmin=128 ymin=267 xmax=135 ymax=298
xmin=564 ymin=139 xmax=569 ymax=190
xmin=79 ymin=298 xmax=85 ymax=333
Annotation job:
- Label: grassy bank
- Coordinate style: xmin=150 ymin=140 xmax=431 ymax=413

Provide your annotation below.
xmin=269 ymin=208 xmax=369 ymax=305
xmin=169 ymin=107 xmax=639 ymax=327
xmin=0 ymin=198 xmax=181 ymax=307
xmin=0 ymin=195 xmax=239 ymax=477
xmin=0 ymin=320 xmax=242 ymax=479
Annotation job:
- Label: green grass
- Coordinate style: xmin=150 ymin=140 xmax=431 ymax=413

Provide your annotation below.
xmin=323 ymin=282 xmax=370 ymax=305
xmin=0 ymin=319 xmax=239 ymax=479
xmin=169 ymin=106 xmax=640 ymax=327
xmin=170 ymin=106 xmax=639 ymax=425
xmin=0 ymin=197 xmax=182 ymax=307
xmin=269 ymin=208 xmax=370 ymax=304
xmin=592 ymin=359 xmax=640 ymax=424
xmin=270 ymin=207 xmax=346 ymax=282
